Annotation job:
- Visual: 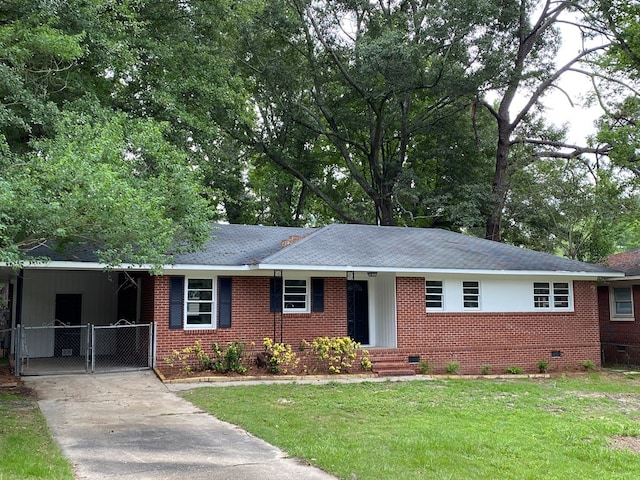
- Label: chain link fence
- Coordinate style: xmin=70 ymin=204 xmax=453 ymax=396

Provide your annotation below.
xmin=92 ymin=322 xmax=154 ymax=373
xmin=15 ymin=322 xmax=155 ymax=376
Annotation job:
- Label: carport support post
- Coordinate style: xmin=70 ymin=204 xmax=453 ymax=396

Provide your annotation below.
xmin=89 ymin=324 xmax=94 ymax=373
xmin=14 ymin=324 xmax=21 ymax=377
xmin=150 ymin=322 xmax=157 ymax=368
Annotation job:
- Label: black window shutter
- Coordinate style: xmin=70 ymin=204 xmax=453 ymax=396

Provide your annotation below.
xmin=169 ymin=276 xmax=184 ymax=330
xmin=311 ymin=278 xmax=324 ymax=312
xmin=218 ymin=277 xmax=232 ymax=328
xmin=270 ymin=277 xmax=282 ymax=312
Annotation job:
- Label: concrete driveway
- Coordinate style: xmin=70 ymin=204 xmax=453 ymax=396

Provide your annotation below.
xmin=23 ymin=371 xmax=336 ymax=480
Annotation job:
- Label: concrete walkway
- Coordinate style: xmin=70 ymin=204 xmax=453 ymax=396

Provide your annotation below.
xmin=23 ymin=371 xmax=336 ymax=480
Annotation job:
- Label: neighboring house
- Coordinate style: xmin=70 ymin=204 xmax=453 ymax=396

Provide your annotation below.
xmin=599 ymin=249 xmax=640 ymax=365
xmin=0 ymin=223 xmax=623 ymax=375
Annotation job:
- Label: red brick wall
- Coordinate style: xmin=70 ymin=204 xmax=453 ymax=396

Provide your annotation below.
xmin=150 ymin=274 xmax=602 ymax=373
xmin=598 ymin=285 xmax=640 ymax=365
xmin=395 ymin=278 xmax=601 ymax=374
xmin=153 ymin=276 xmax=347 ymax=360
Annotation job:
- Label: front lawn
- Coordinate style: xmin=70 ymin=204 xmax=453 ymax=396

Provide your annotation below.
xmin=183 ymin=373 xmax=640 ymax=479
xmin=0 ymin=358 xmax=74 ymax=480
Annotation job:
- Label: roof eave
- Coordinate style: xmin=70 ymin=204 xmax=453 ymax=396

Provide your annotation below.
xmin=256 ymin=263 xmax=622 ymax=278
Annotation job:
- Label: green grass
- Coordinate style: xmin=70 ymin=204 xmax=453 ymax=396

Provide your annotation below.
xmin=183 ymin=374 xmax=640 ymax=480
xmin=0 ymin=389 xmax=74 ymax=480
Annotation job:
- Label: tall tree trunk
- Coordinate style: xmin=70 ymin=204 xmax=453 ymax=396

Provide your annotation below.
xmin=485 ymin=124 xmax=511 ymax=241
xmin=378 ymin=190 xmax=396 ymax=226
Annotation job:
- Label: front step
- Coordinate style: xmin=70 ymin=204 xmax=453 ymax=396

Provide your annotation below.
xmin=371 ymin=360 xmax=416 ymax=377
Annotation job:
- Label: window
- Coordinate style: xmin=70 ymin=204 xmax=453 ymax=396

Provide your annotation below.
xmin=533 ymin=282 xmax=550 ymax=308
xmin=533 ymin=282 xmax=572 ymax=310
xmin=462 ymin=281 xmax=479 ymax=309
xmin=553 ymin=283 xmax=569 ymax=308
xmin=426 ymin=280 xmax=444 ymax=309
xmin=186 ymin=278 xmax=214 ymax=327
xmin=284 ymin=279 xmax=309 ymax=312
xmin=610 ymin=286 xmax=634 ymax=320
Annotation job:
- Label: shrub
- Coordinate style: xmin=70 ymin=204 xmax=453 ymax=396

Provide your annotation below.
xmin=418 ymin=360 xmax=432 ymax=374
xmin=163 ymin=340 xmax=212 ymax=374
xmin=505 ymin=366 xmax=524 ymax=375
xmin=360 ymin=349 xmax=372 ymax=371
xmin=480 ymin=365 xmax=491 ymax=375
xmin=306 ymin=336 xmax=363 ymax=374
xmin=536 ymin=360 xmax=550 ymax=373
xmin=263 ymin=338 xmax=299 ymax=374
xmin=445 ymin=362 xmax=460 ymax=375
xmin=582 ymin=359 xmax=596 ymax=371
xmin=211 ymin=341 xmax=247 ymax=374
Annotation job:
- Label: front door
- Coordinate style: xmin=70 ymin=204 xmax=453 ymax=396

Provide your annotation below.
xmin=54 ymin=293 xmax=82 ymax=357
xmin=347 ymin=280 xmax=369 ymax=344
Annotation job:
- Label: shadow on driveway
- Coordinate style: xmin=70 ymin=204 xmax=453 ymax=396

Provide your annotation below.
xmin=24 ymin=371 xmax=336 ymax=480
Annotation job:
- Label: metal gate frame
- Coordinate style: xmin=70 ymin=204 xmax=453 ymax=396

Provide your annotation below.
xmin=15 ymin=322 xmax=156 ymax=376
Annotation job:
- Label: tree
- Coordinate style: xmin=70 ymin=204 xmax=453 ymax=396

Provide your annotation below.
xmin=503 ymin=155 xmax=636 ymax=261
xmin=0 ymin=1 xmax=213 ymax=266
xmin=224 ymin=0 xmax=509 ymax=226
xmin=479 ymin=0 xmax=611 ymax=242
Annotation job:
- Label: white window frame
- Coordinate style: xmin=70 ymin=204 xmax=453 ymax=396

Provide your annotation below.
xmin=462 ymin=281 xmax=480 ymax=310
xmin=425 ymin=280 xmax=444 ymax=310
xmin=610 ymin=286 xmax=634 ymax=321
xmin=532 ymin=282 xmax=573 ymax=311
xmin=283 ymin=278 xmax=310 ymax=313
xmin=185 ymin=277 xmax=216 ymax=329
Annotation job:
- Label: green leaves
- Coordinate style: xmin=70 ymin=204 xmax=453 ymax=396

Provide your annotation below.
xmin=1 ymin=107 xmax=212 ymax=267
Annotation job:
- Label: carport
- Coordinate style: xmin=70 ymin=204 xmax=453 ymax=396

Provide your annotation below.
xmin=1 ymin=266 xmax=156 ymax=375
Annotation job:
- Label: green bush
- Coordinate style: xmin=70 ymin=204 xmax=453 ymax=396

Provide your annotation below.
xmin=505 ymin=366 xmax=524 ymax=375
xmin=164 ymin=340 xmax=248 ymax=375
xmin=445 ymin=362 xmax=460 ymax=375
xmin=306 ymin=336 xmax=364 ymax=374
xmin=536 ymin=360 xmax=550 ymax=373
xmin=163 ymin=339 xmax=212 ymax=374
xmin=418 ymin=360 xmax=432 ymax=374
xmin=480 ymin=365 xmax=491 ymax=375
xmin=211 ymin=341 xmax=247 ymax=374
xmin=263 ymin=338 xmax=299 ymax=374
xmin=360 ymin=350 xmax=372 ymax=371
xmin=582 ymin=359 xmax=596 ymax=371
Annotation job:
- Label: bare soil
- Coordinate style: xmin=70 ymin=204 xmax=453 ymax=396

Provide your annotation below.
xmin=610 ymin=436 xmax=640 ymax=454
xmin=0 ymin=359 xmax=20 ymax=388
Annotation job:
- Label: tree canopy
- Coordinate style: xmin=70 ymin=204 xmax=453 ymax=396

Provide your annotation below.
xmin=2 ymin=0 xmax=639 ymax=265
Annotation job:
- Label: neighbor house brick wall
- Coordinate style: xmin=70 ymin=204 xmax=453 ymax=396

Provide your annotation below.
xmin=152 ymin=276 xmax=347 ymax=360
xmin=395 ymin=278 xmax=601 ymax=374
xmin=598 ymin=285 xmax=640 ymax=365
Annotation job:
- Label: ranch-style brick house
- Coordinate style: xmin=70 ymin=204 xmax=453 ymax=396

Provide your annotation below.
xmin=598 ymin=249 xmax=640 ymax=366
xmin=0 ymin=223 xmax=624 ymax=375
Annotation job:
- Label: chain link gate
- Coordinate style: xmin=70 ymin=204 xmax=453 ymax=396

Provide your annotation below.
xmin=15 ymin=322 xmax=155 ymax=376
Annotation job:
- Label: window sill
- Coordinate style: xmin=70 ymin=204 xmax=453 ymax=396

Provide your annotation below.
xmin=610 ymin=317 xmax=635 ymax=322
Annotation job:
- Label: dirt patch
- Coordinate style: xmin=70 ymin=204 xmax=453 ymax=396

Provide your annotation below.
xmin=610 ymin=436 xmax=640 ymax=454
xmin=0 ymin=359 xmax=21 ymax=388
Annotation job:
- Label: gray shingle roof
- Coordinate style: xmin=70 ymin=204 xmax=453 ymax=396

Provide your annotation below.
xmin=256 ymin=224 xmax=619 ymax=273
xmin=28 ymin=223 xmax=621 ymax=275
xmin=175 ymin=224 xmax=313 ymax=266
